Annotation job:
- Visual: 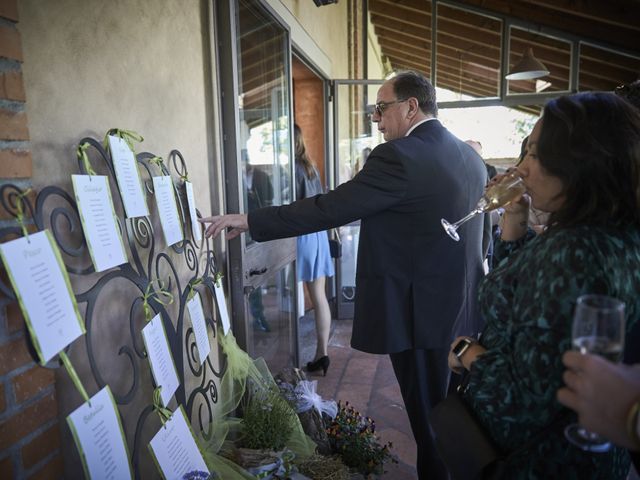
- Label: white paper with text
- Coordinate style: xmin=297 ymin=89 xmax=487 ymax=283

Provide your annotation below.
xmin=107 ymin=135 xmax=149 ymax=218
xmin=184 ymin=181 xmax=202 ymax=243
xmin=149 ymin=408 xmax=209 ymax=480
xmin=152 ymin=176 xmax=183 ymax=247
xmin=213 ymin=283 xmax=231 ymax=335
xmin=67 ymin=386 xmax=133 ymax=480
xmin=72 ymin=175 xmax=127 ymax=272
xmin=187 ymin=293 xmax=210 ymax=365
xmin=142 ymin=314 xmax=180 ymax=406
xmin=0 ymin=231 xmax=84 ymax=363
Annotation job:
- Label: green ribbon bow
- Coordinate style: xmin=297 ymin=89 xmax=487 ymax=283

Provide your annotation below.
xmin=153 ymin=387 xmax=173 ymax=426
xmin=13 ymin=188 xmax=32 ymax=240
xmin=103 ymin=128 xmax=144 ymax=154
xmin=76 ymin=142 xmax=97 ymax=176
xmin=214 ymin=271 xmax=224 ymax=288
xmin=187 ymin=278 xmax=203 ymax=302
xmin=142 ymin=279 xmax=174 ymax=322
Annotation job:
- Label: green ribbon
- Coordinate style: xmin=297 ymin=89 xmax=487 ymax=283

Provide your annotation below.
xmin=148 ymin=156 xmax=164 ymax=169
xmin=142 ymin=279 xmax=174 ymax=322
xmin=180 ymin=172 xmax=189 ymax=183
xmin=153 ymin=387 xmax=173 ymax=426
xmin=103 ymin=128 xmax=144 ymax=154
xmin=187 ymin=278 xmax=203 ymax=302
xmin=76 ymin=142 xmax=97 ymax=176
xmin=59 ymin=350 xmax=91 ymax=406
xmin=14 ymin=188 xmax=32 ymax=240
xmin=214 ymin=271 xmax=224 ymax=288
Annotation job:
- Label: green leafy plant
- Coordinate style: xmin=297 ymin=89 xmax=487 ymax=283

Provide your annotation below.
xmin=326 ymin=401 xmax=397 ymax=477
xmin=239 ymin=385 xmax=297 ymax=450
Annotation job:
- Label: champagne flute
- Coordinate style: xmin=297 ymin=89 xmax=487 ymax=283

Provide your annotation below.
xmin=564 ymin=294 xmax=626 ymax=452
xmin=441 ymin=170 xmax=526 ymax=241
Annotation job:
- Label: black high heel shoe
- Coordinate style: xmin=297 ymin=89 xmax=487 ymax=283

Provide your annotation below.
xmin=306 ymin=356 xmax=330 ymax=376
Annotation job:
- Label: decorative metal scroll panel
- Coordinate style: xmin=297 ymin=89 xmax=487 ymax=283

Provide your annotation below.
xmin=0 ymin=136 xmax=225 ymax=479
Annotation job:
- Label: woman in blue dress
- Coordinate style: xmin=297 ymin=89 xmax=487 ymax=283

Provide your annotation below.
xmin=447 ymin=92 xmax=640 ymax=478
xmin=294 ymin=124 xmax=335 ymax=376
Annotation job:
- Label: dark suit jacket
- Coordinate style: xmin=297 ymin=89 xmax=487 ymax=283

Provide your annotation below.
xmin=249 ymin=120 xmax=487 ymax=354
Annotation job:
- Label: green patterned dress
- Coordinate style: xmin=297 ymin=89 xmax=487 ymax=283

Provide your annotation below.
xmin=464 ymin=224 xmax=640 ymax=479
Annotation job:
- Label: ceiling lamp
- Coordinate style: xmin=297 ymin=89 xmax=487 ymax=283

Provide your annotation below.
xmin=505 ymin=47 xmax=550 ymax=80
xmin=313 ymin=0 xmax=338 ymax=6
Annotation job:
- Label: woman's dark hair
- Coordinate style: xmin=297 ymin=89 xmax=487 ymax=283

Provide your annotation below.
xmin=538 ymin=92 xmax=640 ymax=229
xmin=392 ymin=71 xmax=438 ymax=117
xmin=294 ymin=123 xmax=316 ymax=178
xmin=516 ymin=135 xmax=528 ymax=166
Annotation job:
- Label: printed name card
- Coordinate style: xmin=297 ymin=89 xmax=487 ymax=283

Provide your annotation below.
xmin=184 ymin=181 xmax=202 ymax=243
xmin=152 ymin=176 xmax=183 ymax=247
xmin=213 ymin=283 xmax=231 ymax=335
xmin=67 ymin=386 xmax=133 ymax=480
xmin=142 ymin=314 xmax=180 ymax=407
xmin=108 ymin=135 xmax=149 ymax=218
xmin=0 ymin=230 xmax=85 ymax=363
xmin=187 ymin=292 xmax=210 ymax=365
xmin=149 ymin=407 xmax=209 ymax=480
xmin=72 ymin=175 xmax=128 ymax=272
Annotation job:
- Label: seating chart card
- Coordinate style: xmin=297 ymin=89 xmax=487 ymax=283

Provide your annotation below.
xmin=0 ymin=230 xmax=84 ymax=363
xmin=67 ymin=386 xmax=133 ymax=480
xmin=213 ymin=282 xmax=231 ymax=335
xmin=152 ymin=176 xmax=183 ymax=247
xmin=149 ymin=407 xmax=209 ymax=480
xmin=187 ymin=292 xmax=210 ymax=365
xmin=142 ymin=314 xmax=180 ymax=407
xmin=72 ymin=175 xmax=128 ymax=272
xmin=184 ymin=181 xmax=202 ymax=243
xmin=107 ymin=135 xmax=149 ymax=218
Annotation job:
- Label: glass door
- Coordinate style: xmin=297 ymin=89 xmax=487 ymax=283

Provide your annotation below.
xmin=216 ymin=0 xmax=298 ymax=372
xmin=332 ymin=80 xmax=384 ymax=319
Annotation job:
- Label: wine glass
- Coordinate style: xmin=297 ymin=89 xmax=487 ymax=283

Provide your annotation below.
xmin=564 ymin=294 xmax=626 ymax=452
xmin=441 ymin=170 xmax=526 ymax=241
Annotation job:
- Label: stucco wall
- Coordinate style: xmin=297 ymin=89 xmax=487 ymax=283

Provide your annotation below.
xmin=19 ymin=0 xmax=216 ymax=213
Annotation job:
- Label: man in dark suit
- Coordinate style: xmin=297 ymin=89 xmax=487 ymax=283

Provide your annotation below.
xmin=201 ymin=71 xmax=487 ymax=479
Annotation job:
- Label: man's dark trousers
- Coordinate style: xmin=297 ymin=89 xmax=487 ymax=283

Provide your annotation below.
xmin=390 ymin=347 xmax=451 ymax=480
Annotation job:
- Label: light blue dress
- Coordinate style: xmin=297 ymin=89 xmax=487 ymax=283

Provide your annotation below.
xmin=295 ymin=162 xmax=334 ymax=282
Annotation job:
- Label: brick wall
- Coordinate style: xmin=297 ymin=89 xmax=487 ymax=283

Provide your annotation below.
xmin=0 ymin=0 xmax=64 ymax=478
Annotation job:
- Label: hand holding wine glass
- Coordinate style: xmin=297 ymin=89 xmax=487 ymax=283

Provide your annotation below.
xmin=564 ymin=294 xmax=626 ymax=452
xmin=441 ymin=169 xmax=526 ymax=241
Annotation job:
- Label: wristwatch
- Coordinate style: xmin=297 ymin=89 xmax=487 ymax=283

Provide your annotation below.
xmin=452 ymin=337 xmax=476 ymax=361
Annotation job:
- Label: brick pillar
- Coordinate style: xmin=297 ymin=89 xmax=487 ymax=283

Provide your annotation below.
xmin=0 ymin=1 xmax=64 ymax=478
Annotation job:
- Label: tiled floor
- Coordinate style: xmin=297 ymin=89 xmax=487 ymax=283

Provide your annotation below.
xmin=299 ymin=315 xmax=418 ymax=479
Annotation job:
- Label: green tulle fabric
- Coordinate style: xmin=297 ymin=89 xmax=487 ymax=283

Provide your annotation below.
xmin=197 ymin=331 xmax=316 ymax=477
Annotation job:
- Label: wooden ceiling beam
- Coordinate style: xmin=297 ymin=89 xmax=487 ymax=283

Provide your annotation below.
xmin=371 ymin=0 xmax=431 ymax=17
xmin=369 ymin=0 xmax=430 ymax=28
xmin=451 ymin=0 xmax=638 ymax=52
xmin=370 ymin=14 xmax=430 ymax=41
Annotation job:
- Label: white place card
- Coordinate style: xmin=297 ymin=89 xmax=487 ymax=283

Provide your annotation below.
xmin=0 ymin=230 xmax=84 ymax=363
xmin=72 ymin=175 xmax=128 ymax=272
xmin=107 ymin=135 xmax=149 ymax=218
xmin=152 ymin=176 xmax=183 ymax=247
xmin=149 ymin=407 xmax=209 ymax=480
xmin=184 ymin=181 xmax=202 ymax=243
xmin=142 ymin=314 xmax=180 ymax=407
xmin=213 ymin=282 xmax=231 ymax=335
xmin=187 ymin=292 xmax=210 ymax=365
xmin=67 ymin=386 xmax=133 ymax=480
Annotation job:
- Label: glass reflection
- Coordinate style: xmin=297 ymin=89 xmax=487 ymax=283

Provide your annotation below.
xmin=245 ymin=264 xmax=296 ymax=373
xmin=236 ymin=0 xmax=291 ymax=244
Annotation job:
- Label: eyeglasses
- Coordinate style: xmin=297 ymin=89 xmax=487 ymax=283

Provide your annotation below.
xmin=373 ymin=99 xmax=407 ymax=116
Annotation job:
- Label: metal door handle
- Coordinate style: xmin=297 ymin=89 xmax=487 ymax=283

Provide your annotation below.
xmin=249 ymin=267 xmax=267 ymax=276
